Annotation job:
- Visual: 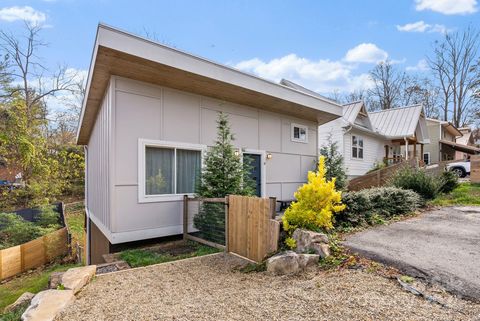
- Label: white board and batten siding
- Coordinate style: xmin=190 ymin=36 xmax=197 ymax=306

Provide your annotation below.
xmin=86 ymin=87 xmax=112 ymax=235
xmin=90 ymin=76 xmax=319 ymax=244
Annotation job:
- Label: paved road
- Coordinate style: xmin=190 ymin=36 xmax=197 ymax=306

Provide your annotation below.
xmin=344 ymin=206 xmax=480 ymax=300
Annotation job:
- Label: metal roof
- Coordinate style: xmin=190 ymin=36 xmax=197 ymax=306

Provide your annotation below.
xmin=279 ymin=79 xmax=339 ymax=105
xmin=440 ymin=140 xmax=480 ymax=154
xmin=342 ymin=101 xmax=364 ymax=124
xmin=369 ymin=104 xmax=423 ymax=138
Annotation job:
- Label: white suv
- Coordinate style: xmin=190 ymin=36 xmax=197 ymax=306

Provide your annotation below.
xmin=446 ymin=160 xmax=471 ymax=178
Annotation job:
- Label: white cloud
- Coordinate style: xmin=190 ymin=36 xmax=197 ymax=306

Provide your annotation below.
xmin=0 ymin=6 xmax=47 ymax=24
xmin=344 ymin=43 xmax=388 ymax=64
xmin=406 ymin=59 xmax=429 ymax=72
xmin=233 ymin=53 xmax=375 ymax=94
xmin=396 ymin=21 xmax=448 ymax=34
xmin=415 ymin=0 xmax=478 ymax=15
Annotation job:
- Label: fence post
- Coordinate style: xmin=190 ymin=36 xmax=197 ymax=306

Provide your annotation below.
xmin=183 ymin=195 xmax=188 ymax=241
xmin=269 ymin=197 xmax=276 ymax=219
xmin=225 ymin=195 xmax=229 ymax=252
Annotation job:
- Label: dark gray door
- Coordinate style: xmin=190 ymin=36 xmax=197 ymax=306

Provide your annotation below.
xmin=244 ymin=153 xmax=262 ymax=197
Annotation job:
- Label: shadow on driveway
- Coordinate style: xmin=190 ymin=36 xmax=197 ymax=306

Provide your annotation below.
xmin=344 ymin=206 xmax=480 ymax=300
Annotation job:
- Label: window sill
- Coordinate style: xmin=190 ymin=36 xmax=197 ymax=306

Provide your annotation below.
xmin=138 ymin=193 xmax=194 ymax=203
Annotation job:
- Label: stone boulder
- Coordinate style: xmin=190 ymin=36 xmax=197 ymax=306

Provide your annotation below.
xmin=4 ymin=292 xmax=34 ymax=313
xmin=292 ymin=229 xmax=330 ymax=258
xmin=61 ymin=265 xmax=97 ymax=294
xmin=21 ymin=289 xmax=74 ymax=321
xmin=267 ymin=251 xmax=319 ymax=275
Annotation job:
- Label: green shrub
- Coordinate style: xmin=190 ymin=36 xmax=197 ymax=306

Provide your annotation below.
xmin=336 ymin=187 xmax=421 ymax=228
xmin=0 ymin=207 xmax=62 ymax=249
xmin=391 ymin=167 xmax=440 ymax=202
xmin=438 ymin=170 xmax=459 ymax=194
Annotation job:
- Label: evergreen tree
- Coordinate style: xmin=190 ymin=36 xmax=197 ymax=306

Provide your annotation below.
xmin=194 ymin=112 xmax=255 ymax=244
xmin=196 ymin=112 xmax=255 ymax=197
xmin=319 ymin=134 xmax=347 ymax=190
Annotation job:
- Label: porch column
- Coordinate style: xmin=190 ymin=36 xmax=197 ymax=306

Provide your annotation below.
xmin=420 ymin=144 xmax=424 ymax=159
xmin=413 ymin=143 xmax=417 ymax=160
xmin=404 ymin=139 xmax=409 ymax=160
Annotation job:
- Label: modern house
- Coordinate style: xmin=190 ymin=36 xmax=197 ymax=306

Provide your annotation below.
xmin=317 ymin=100 xmax=429 ymax=178
xmin=455 ymin=127 xmax=480 ymax=160
xmin=76 ymin=24 xmax=343 ymax=264
xmin=423 ymin=118 xmax=463 ymax=165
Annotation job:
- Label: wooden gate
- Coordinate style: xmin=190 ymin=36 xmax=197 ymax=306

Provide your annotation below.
xmin=227 ymin=195 xmax=279 ymax=262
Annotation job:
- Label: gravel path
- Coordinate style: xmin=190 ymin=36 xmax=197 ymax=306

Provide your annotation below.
xmin=57 ymin=253 xmax=479 ymax=321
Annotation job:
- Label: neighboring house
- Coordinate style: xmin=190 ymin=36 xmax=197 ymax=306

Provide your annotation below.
xmin=76 ymin=24 xmax=343 ymax=264
xmin=316 ymin=99 xmax=430 ymax=178
xmin=423 ymin=118 xmax=464 ymax=165
xmin=0 ymin=159 xmax=21 ymax=183
xmin=455 ymin=127 xmax=480 ymax=160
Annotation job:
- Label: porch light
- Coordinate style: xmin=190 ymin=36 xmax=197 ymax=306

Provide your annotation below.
xmin=266 ymin=153 xmax=273 ymax=160
xmin=234 ymin=150 xmax=240 ymax=157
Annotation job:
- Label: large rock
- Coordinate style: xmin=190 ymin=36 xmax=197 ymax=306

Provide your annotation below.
xmin=61 ymin=265 xmax=96 ymax=294
xmin=267 ymin=251 xmax=319 ymax=275
xmin=21 ymin=290 xmax=74 ymax=321
xmin=292 ymin=229 xmax=330 ymax=258
xmin=4 ymin=292 xmax=34 ymax=313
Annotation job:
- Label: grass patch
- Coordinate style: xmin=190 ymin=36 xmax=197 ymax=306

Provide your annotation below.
xmin=0 ymin=263 xmax=78 ymax=312
xmin=63 ymin=202 xmax=85 ymax=263
xmin=119 ymin=242 xmax=220 ymax=268
xmin=0 ymin=302 xmax=29 ymax=321
xmin=430 ymin=182 xmax=480 ymax=206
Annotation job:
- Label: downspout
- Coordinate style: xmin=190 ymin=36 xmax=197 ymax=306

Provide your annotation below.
xmin=84 ymin=145 xmax=90 ymax=265
xmin=404 ymin=137 xmax=409 ymax=160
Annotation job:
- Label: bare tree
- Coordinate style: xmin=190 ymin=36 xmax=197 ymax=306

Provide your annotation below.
xmin=428 ymin=27 xmax=480 ymax=127
xmin=0 ymin=23 xmax=79 ymax=125
xmin=402 ymin=77 xmax=440 ymax=118
xmin=368 ymin=60 xmax=407 ymax=110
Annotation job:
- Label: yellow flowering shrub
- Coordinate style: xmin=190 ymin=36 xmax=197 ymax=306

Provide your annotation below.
xmin=282 ymin=156 xmax=345 ymax=237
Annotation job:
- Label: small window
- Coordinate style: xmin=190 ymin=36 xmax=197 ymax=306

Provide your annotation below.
xmin=423 ymin=152 xmax=430 ymax=165
xmin=352 ymin=135 xmax=364 ymax=159
xmin=139 ymin=139 xmax=204 ymax=202
xmin=291 ymin=123 xmax=308 ymax=143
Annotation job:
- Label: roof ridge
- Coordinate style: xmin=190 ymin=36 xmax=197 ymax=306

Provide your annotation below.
xmin=369 ymin=104 xmax=422 ymax=114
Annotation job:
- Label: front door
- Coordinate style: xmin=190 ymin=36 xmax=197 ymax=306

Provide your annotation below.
xmin=244 ymin=153 xmax=262 ymax=197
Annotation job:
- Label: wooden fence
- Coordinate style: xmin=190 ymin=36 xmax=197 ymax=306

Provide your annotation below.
xmin=183 ymin=195 xmax=280 ymax=263
xmin=0 ymin=227 xmax=69 ymax=280
xmin=347 ymin=158 xmax=418 ymax=191
xmin=471 ymin=155 xmax=480 ymax=183
xmin=228 ymin=195 xmax=279 ymax=262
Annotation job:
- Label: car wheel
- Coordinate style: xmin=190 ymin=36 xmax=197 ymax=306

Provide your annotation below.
xmin=450 ymin=167 xmax=466 ymax=178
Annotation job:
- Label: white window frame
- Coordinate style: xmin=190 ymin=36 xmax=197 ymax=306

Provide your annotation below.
xmin=138 ymin=139 xmax=206 ymax=203
xmin=423 ymin=152 xmax=430 ymax=165
xmin=291 ymin=123 xmax=309 ymax=143
xmin=351 ymin=135 xmax=364 ymax=160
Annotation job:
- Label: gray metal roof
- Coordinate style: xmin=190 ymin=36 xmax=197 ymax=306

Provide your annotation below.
xmin=369 ymin=104 xmax=423 ymax=138
xmin=342 ymin=101 xmax=364 ymax=124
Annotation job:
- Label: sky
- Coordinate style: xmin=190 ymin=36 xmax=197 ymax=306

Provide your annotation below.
xmin=0 ymin=0 xmax=478 ymax=99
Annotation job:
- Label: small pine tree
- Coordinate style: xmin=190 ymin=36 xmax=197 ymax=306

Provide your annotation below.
xmin=319 ymin=134 xmax=347 ymax=190
xmin=282 ymin=156 xmax=345 ymax=248
xmin=194 ymin=112 xmax=255 ymax=244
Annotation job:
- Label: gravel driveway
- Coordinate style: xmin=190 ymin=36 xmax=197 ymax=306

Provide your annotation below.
xmin=344 ymin=206 xmax=480 ymax=300
xmin=56 ymin=253 xmax=479 ymax=321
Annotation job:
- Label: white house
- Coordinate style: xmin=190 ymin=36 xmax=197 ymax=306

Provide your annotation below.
xmin=76 ymin=25 xmax=343 ymax=263
xmin=316 ymin=99 xmax=430 ymax=178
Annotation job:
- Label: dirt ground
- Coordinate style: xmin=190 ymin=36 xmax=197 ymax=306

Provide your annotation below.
xmin=56 ymin=253 xmax=480 ymax=321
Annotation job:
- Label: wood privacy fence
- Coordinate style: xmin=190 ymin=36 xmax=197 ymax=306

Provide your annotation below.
xmin=0 ymin=227 xmax=69 ymax=280
xmin=183 ymin=195 xmax=280 ymax=262
xmin=347 ymin=158 xmax=418 ymax=191
xmin=471 ymin=155 xmax=480 ymax=183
